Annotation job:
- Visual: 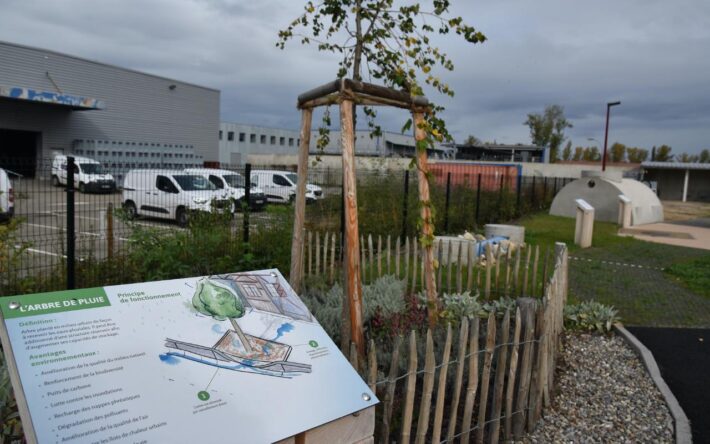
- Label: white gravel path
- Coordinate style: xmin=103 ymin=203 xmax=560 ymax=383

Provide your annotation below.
xmin=524 ymin=332 xmax=675 ymax=443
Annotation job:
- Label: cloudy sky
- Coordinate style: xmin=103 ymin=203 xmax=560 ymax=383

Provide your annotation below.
xmin=2 ymin=0 xmax=709 ymax=154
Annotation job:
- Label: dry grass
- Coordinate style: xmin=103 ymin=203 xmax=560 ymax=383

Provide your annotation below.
xmin=662 ymin=200 xmax=710 ymax=221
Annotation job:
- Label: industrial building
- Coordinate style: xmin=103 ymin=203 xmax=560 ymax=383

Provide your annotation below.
xmin=218 ymin=122 xmax=454 ymax=165
xmin=219 ymin=122 xmax=301 ymax=166
xmin=641 ymin=161 xmax=710 ymax=202
xmin=451 ymin=143 xmax=547 ymax=163
xmin=0 ymin=41 xmax=220 ymax=177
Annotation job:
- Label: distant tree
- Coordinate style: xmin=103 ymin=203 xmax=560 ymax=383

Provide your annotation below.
xmin=609 ymin=142 xmax=626 ymax=163
xmin=677 ymin=153 xmax=699 ymax=163
xmin=700 ymin=149 xmax=710 ymax=163
xmin=561 ymin=141 xmax=572 ymax=161
xmin=572 ymin=146 xmax=584 ymax=161
xmin=524 ymin=104 xmax=572 ymax=163
xmin=582 ymin=146 xmax=601 ymax=161
xmin=655 ymin=145 xmax=673 ymax=161
xmin=626 ymin=147 xmax=649 ymax=163
xmin=465 ymin=135 xmax=481 ymax=146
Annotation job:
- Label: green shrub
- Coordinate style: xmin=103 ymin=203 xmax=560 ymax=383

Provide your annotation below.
xmin=1 ymin=349 xmax=23 ymax=441
xmin=301 ymin=275 xmax=408 ymax=342
xmin=564 ymin=301 xmax=620 ymax=333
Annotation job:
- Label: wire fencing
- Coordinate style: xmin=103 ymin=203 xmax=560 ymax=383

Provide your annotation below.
xmin=1 ymin=156 xmax=572 ymax=296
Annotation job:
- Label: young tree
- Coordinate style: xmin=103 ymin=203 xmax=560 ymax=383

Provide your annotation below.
xmin=700 ymin=149 xmax=710 ymax=163
xmin=677 ymin=153 xmax=700 ymax=163
xmin=572 ymin=146 xmax=584 ymax=161
xmin=609 ymin=142 xmax=626 ymax=163
xmin=278 ymin=1 xmax=486 ymax=142
xmin=523 ymin=104 xmax=572 ymax=163
xmin=582 ymin=146 xmax=600 ymax=161
xmin=193 ymin=279 xmax=253 ymax=353
xmin=655 ymin=144 xmax=673 ymax=161
xmin=626 ymin=147 xmax=649 ymax=163
xmin=465 ymin=134 xmax=482 ymax=146
xmin=561 ymin=141 xmax=572 ymax=161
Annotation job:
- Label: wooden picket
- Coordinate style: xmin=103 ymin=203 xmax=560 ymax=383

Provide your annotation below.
xmin=347 ymin=240 xmax=569 ymax=444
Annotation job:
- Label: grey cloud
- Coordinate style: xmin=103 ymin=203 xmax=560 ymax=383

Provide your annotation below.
xmin=1 ymin=0 xmax=708 ymax=153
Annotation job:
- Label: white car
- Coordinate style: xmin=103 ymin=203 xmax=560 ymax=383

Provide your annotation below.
xmin=0 ymin=168 xmax=14 ymax=222
xmin=184 ymin=168 xmax=267 ymax=211
xmin=122 ymin=170 xmax=231 ymax=226
xmin=250 ymin=170 xmax=323 ymax=204
xmin=52 ymin=155 xmax=116 ymax=193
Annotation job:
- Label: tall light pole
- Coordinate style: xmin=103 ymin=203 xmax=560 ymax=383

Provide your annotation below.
xmin=602 ymin=101 xmax=621 ymax=171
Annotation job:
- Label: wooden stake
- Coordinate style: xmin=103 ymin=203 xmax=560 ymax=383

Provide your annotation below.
xmin=381 ymin=335 xmax=402 ymax=444
xmin=489 ymin=309 xmax=511 ymax=443
xmin=445 ymin=317 xmax=469 ymax=443
xmin=431 ymin=324 xmax=453 ymax=444
xmin=415 ymin=329 xmax=436 ymax=444
xmin=504 ymin=308 xmax=522 ymax=441
xmin=400 ymin=331 xmax=418 ymax=444
xmin=460 ymin=317 xmax=480 ymax=444
xmin=413 ymin=110 xmax=438 ymax=326
xmin=289 ymin=108 xmax=312 ymax=292
xmin=340 ymin=99 xmax=364 ymax=358
xmin=475 ymin=312 xmax=497 ymax=444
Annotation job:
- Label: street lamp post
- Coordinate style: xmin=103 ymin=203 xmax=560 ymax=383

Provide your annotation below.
xmin=602 ymin=101 xmax=621 ymax=171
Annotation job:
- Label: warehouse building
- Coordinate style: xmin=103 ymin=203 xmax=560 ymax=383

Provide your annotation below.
xmin=641 ymin=161 xmax=710 ymax=202
xmin=218 ymin=122 xmax=454 ymax=165
xmin=0 ymin=41 xmax=220 ymax=177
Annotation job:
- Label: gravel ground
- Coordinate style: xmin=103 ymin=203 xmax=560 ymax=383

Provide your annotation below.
xmin=524 ymin=332 xmax=675 ymax=443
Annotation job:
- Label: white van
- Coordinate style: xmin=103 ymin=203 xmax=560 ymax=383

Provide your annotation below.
xmin=250 ymin=170 xmax=323 ymax=204
xmin=122 ymin=170 xmax=231 ymax=226
xmin=52 ymin=155 xmax=116 ymax=193
xmin=0 ymin=168 xmax=14 ymax=222
xmin=184 ymin=168 xmax=267 ymax=211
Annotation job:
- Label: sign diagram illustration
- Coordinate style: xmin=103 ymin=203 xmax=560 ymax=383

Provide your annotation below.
xmin=164 ymin=271 xmax=314 ymax=377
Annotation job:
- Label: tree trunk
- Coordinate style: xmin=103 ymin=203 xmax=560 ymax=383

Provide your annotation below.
xmin=230 ymin=318 xmax=253 ymax=354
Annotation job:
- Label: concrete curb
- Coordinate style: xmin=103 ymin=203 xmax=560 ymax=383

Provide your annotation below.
xmin=614 ymin=324 xmax=692 ymax=444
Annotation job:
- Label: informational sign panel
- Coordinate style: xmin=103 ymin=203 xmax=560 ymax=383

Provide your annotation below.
xmin=0 ymin=270 xmax=377 ymax=443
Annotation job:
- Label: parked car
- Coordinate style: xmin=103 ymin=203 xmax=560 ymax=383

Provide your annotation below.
xmin=184 ymin=168 xmax=267 ymax=211
xmin=0 ymin=168 xmax=14 ymax=222
xmin=51 ymin=155 xmax=116 ymax=193
xmin=250 ymin=170 xmax=323 ymax=204
xmin=122 ymin=170 xmax=231 ymax=226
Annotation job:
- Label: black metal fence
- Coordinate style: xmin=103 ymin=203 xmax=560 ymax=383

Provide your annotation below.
xmin=0 ymin=156 xmax=573 ymax=296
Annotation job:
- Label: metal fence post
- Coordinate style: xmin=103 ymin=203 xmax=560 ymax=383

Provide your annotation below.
xmin=401 ymin=170 xmax=409 ymax=239
xmin=542 ymin=177 xmax=548 ymax=206
xmin=531 ymin=176 xmax=537 ymax=209
xmin=516 ymin=175 xmax=522 ymax=216
xmin=475 ymin=173 xmax=482 ymax=227
xmin=106 ymin=202 xmax=114 ymax=259
xmin=444 ymin=172 xmax=451 ymax=233
xmin=243 ymin=163 xmax=251 ymax=244
xmin=66 ymin=156 xmax=76 ymax=290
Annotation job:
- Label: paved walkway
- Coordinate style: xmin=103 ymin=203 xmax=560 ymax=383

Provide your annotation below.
xmin=620 ymin=219 xmax=710 ymax=250
xmin=627 ymin=327 xmax=709 ymax=444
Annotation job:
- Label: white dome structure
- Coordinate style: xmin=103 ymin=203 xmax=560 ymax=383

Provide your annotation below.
xmin=549 ymin=171 xmax=663 ymax=225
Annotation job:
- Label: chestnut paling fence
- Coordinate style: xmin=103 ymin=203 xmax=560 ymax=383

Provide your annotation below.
xmin=302 ymin=233 xmax=568 ymax=443
xmin=301 ymin=231 xmax=554 ymax=299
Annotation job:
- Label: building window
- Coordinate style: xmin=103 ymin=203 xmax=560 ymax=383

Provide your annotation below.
xmin=289 ymin=138 xmax=294 ymax=146
xmin=250 ymin=134 xmax=256 ymax=143
xmin=239 ymin=133 xmax=245 ymax=142
xmin=260 ymin=135 xmax=267 ymax=144
xmin=270 ymin=136 xmax=276 ymax=145
xmin=297 ymin=139 xmax=300 ymax=146
xmin=280 ymin=137 xmax=285 ymax=146
xmin=219 ymin=130 xmax=223 ymax=140
xmin=228 ymin=131 xmax=235 ymax=141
